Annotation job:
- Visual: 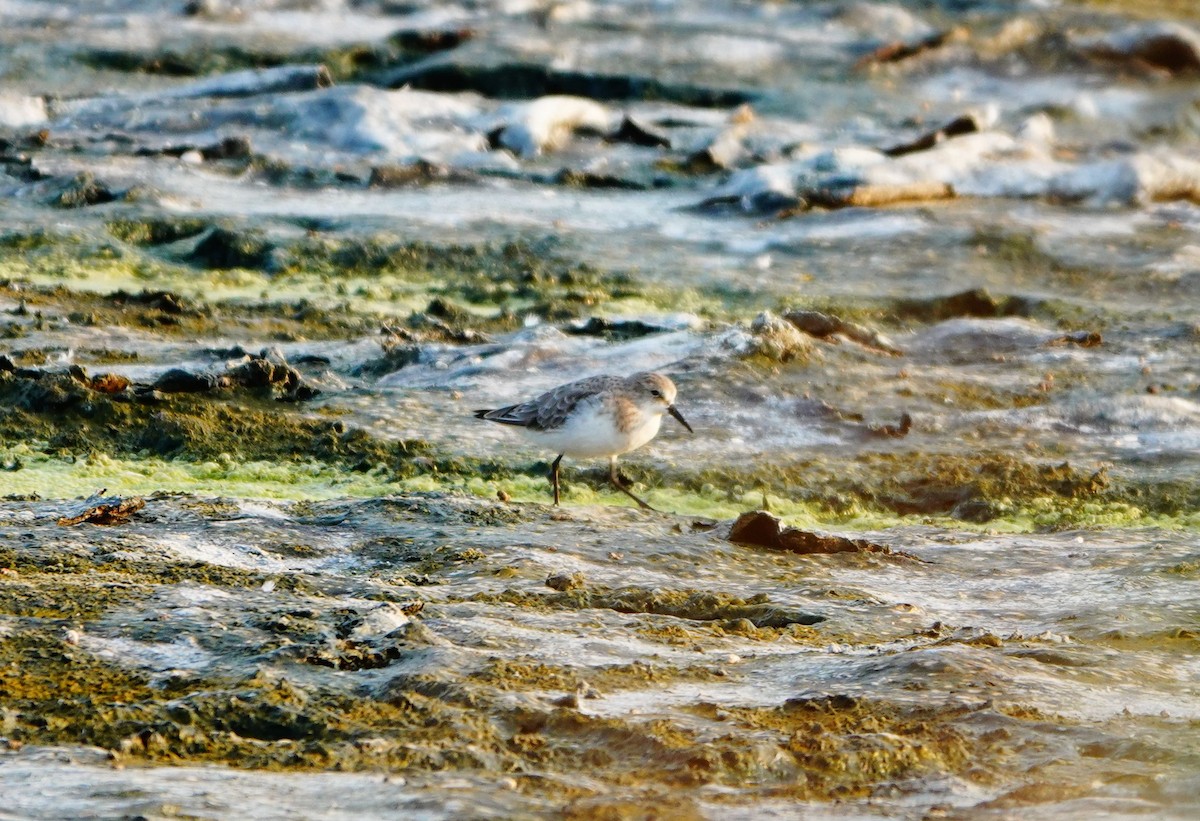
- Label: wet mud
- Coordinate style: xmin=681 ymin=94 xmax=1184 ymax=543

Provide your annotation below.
xmin=2 ymin=495 xmax=1197 ymax=819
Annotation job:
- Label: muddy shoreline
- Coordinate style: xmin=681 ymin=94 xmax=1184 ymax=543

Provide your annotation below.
xmin=2 ymin=0 xmax=1200 ymax=818
xmin=3 ymin=494 xmax=1198 ymax=819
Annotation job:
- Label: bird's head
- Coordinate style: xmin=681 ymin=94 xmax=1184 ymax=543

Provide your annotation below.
xmin=629 ymin=372 xmax=693 ymax=433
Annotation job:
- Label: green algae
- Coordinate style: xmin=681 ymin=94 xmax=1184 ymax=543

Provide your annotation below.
xmin=1 ymin=229 xmax=721 ymax=332
xmin=0 ymin=368 xmax=428 ymax=468
xmin=273 ymin=234 xmax=714 ymax=324
xmin=106 ymin=217 xmax=209 ymax=247
xmin=0 ymin=359 xmax=1193 ymax=531
xmin=1 ymin=276 xmax=377 ymax=342
xmin=3 ymin=442 xmax=1196 ymax=531
xmin=376 ymin=459 xmax=1199 ymax=531
xmin=0 ymin=215 xmax=1194 ymax=534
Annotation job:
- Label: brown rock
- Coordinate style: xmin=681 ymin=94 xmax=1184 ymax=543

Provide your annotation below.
xmin=729 ymin=510 xmax=915 ymax=558
xmin=58 ymin=490 xmax=145 ymax=526
xmin=546 ymin=572 xmax=585 ymax=592
xmin=90 ymin=373 xmax=131 ymax=394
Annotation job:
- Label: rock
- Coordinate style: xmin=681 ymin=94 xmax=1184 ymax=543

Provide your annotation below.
xmin=549 ymin=583 xmax=824 ymax=627
xmin=386 ymin=28 xmax=475 ymax=55
xmin=746 ymin=311 xmax=813 ymax=362
xmin=783 ymin=310 xmax=902 ymax=355
xmin=49 ymin=172 xmax=117 ymax=208
xmin=228 ymin=355 xmax=318 ymax=401
xmin=90 ymin=373 xmax=131 ymax=394
xmin=423 ymin=298 xmax=472 ymax=323
xmin=151 ymin=368 xmax=223 ymax=393
xmin=776 ymin=529 xmax=893 ymax=555
xmin=57 ymin=490 xmax=145 ymax=526
xmin=798 ymin=180 xmax=955 ymax=210
xmin=883 ymin=106 xmax=998 ymax=157
xmin=608 ymin=115 xmax=671 ymax=149
xmin=489 ymin=95 xmax=617 ymax=157
xmin=565 ymin=317 xmax=674 ymax=340
xmin=107 ymin=218 xmax=209 ymax=247
xmin=855 ymin=28 xmax=966 ymax=68
xmin=727 ymin=510 xmax=784 ymax=548
xmin=729 ymin=510 xmax=908 ymax=558
xmin=383 ymin=61 xmax=754 ymax=108
xmin=546 ymin=572 xmax=585 ymax=592
xmin=183 ymin=0 xmax=244 ymax=21
xmin=161 ymin=64 xmax=334 ymax=98
xmin=686 ymin=103 xmax=756 ymax=172
xmin=1 ymin=370 xmax=90 ymax=412
xmin=868 ymin=413 xmax=913 ymax=438
xmin=187 ymin=227 xmax=273 ymax=270
xmin=108 ymin=289 xmax=190 ymax=314
xmin=553 ymin=168 xmax=650 ymax=190
xmin=143 ymin=355 xmax=315 ymax=400
xmin=950 ymin=498 xmax=1002 ymax=523
xmin=368 ymin=161 xmax=462 ymax=188
xmin=151 ymin=135 xmax=252 ymax=161
xmin=695 ymin=163 xmax=801 ymax=213
xmin=892 ymin=287 xmax=1040 ymax=321
xmin=352 ymin=344 xmax=421 ymax=378
xmin=722 ymin=617 xmax=759 ymax=636
xmin=552 ymin=692 xmax=580 ymax=709
xmin=228 ymin=357 xmax=285 ymax=389
xmin=1077 ymin=22 xmax=1200 ymax=75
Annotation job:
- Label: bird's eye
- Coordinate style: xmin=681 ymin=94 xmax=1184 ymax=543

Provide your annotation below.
xmin=650 ymin=389 xmax=661 ymax=397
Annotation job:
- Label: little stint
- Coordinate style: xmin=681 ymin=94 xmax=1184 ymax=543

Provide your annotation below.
xmin=474 ymin=372 xmax=693 ymax=509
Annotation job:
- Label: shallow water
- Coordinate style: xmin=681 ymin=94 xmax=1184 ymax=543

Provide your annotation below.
xmin=2 ymin=0 xmax=1200 ymax=818
xmin=2 ymin=496 xmax=1198 ymax=818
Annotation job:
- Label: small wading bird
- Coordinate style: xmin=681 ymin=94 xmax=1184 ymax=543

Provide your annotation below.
xmin=474 ymin=372 xmax=693 ymax=510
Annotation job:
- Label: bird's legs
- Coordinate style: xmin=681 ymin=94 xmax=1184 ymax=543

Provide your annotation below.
xmin=550 ymin=453 xmax=563 ymax=506
xmin=609 ymin=456 xmax=655 ymax=511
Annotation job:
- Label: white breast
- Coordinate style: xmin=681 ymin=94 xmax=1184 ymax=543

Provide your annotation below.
xmin=524 ymin=399 xmax=663 ymax=459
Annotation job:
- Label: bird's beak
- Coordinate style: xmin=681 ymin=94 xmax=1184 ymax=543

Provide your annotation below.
xmin=668 ymin=404 xmax=693 ymax=433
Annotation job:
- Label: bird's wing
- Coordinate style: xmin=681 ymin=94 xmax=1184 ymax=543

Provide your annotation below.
xmin=532 ymin=376 xmax=614 ymax=430
xmin=476 ymin=400 xmax=540 ymax=427
xmin=478 ymin=375 xmax=618 ymax=430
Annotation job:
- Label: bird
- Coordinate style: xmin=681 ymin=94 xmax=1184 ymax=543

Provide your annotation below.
xmin=474 ymin=371 xmax=693 ymax=510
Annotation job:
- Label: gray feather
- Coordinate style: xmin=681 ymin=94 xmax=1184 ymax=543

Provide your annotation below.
xmin=476 ymin=375 xmax=622 ymax=431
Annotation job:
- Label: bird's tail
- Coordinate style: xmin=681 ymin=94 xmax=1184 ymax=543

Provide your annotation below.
xmin=473 ymin=409 xmax=494 ymax=419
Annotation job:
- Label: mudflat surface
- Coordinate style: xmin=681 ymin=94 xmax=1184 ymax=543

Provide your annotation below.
xmin=1 ymin=0 xmax=1199 ymax=818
